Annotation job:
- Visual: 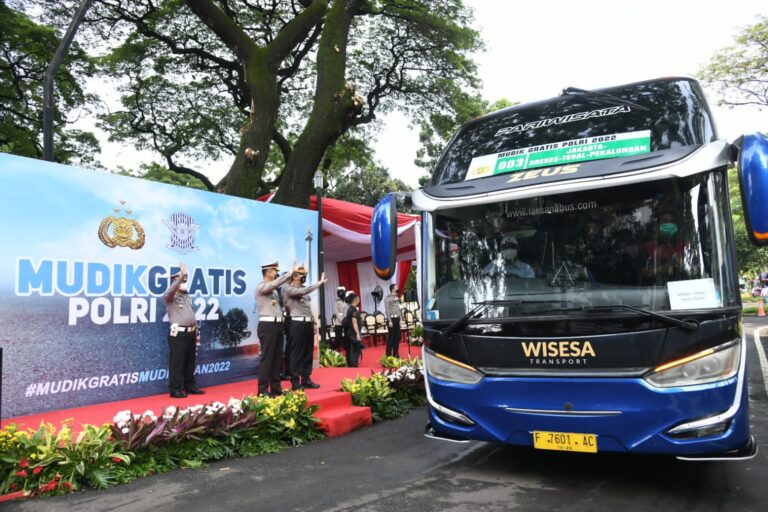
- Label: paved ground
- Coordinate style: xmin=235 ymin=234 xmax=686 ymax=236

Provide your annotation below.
xmin=7 ymin=318 xmax=768 ymax=512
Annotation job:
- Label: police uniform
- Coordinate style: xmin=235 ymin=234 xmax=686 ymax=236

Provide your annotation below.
xmin=255 ymin=261 xmax=292 ymax=396
xmin=284 ymin=266 xmax=323 ymax=390
xmin=385 ymin=290 xmax=401 ymax=357
xmin=332 ymin=287 xmax=348 ymax=351
xmin=164 ymin=269 xmax=204 ymax=398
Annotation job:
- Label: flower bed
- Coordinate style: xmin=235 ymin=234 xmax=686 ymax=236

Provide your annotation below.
xmin=0 ymin=360 xmax=428 ymax=501
xmin=0 ymin=392 xmax=322 ymax=498
xmin=342 ymin=358 xmax=425 ymax=422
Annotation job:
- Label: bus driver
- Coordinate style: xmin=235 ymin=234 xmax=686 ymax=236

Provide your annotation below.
xmin=482 ymin=234 xmax=535 ymax=278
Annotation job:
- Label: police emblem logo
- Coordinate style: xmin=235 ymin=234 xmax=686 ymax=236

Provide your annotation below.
xmin=163 ymin=212 xmax=200 ymax=255
xmin=98 ymin=200 xmax=145 ymax=250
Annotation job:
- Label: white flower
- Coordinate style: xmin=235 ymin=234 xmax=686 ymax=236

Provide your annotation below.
xmin=113 ymin=410 xmax=132 ymax=424
xmin=163 ymin=406 xmax=177 ymax=419
xmin=204 ymin=402 xmax=225 ymax=415
xmin=121 ymin=427 xmax=129 ymax=434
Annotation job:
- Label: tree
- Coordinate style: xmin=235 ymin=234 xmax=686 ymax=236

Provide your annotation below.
xmin=219 ymin=308 xmax=251 ymax=348
xmin=699 ymin=15 xmax=768 ymax=109
xmin=728 ymin=167 xmax=768 ymax=276
xmin=33 ymin=0 xmax=481 ymax=207
xmin=119 ymin=163 xmax=209 ymax=190
xmin=328 ymin=161 xmax=410 ymax=208
xmin=0 ymin=0 xmax=99 ymax=165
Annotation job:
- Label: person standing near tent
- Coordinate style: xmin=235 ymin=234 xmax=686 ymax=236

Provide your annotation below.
xmin=255 ymin=260 xmax=296 ymax=397
xmin=332 ymin=286 xmax=348 ymax=351
xmin=284 ymin=265 xmax=327 ymax=390
xmin=344 ymin=291 xmax=364 ymax=367
xmin=385 ymin=284 xmax=402 ymax=358
xmin=164 ymin=262 xmax=205 ymax=398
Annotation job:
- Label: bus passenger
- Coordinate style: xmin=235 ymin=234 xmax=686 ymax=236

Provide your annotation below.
xmin=483 ymin=234 xmax=535 ymax=278
xmin=642 ymin=209 xmax=686 ymax=283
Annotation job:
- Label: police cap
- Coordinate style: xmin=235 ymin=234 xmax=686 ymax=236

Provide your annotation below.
xmin=261 ymin=261 xmax=280 ymax=272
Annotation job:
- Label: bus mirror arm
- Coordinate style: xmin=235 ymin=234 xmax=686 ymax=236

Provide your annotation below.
xmin=729 ymin=135 xmax=743 ymax=163
xmin=394 ymin=192 xmax=412 ymax=209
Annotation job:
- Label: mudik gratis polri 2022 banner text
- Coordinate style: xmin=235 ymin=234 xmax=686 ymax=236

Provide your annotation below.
xmin=0 ymin=153 xmax=317 ymax=418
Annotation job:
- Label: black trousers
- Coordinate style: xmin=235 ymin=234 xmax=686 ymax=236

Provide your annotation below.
xmin=332 ymin=326 xmax=343 ymax=351
xmin=386 ymin=317 xmax=401 ymax=357
xmin=281 ymin=321 xmax=292 ymax=375
xmin=257 ymin=321 xmax=284 ymax=395
xmin=289 ymin=320 xmax=314 ymax=386
xmin=168 ymin=330 xmax=197 ymax=392
xmin=347 ymin=337 xmax=362 ymax=367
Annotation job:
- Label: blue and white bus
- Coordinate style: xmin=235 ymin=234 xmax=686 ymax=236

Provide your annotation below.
xmin=372 ymin=77 xmax=767 ymax=460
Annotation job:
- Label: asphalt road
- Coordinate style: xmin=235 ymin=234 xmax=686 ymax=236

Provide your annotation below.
xmin=7 ymin=318 xmax=768 ymax=512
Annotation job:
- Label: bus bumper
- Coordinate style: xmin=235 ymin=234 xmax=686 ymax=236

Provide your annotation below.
xmin=424 ymin=371 xmax=752 ymax=457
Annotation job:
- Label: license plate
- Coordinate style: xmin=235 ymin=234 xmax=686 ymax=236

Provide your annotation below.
xmin=532 ymin=431 xmax=598 ymax=453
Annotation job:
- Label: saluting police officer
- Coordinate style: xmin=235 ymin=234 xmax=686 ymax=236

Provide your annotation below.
xmin=332 ymin=286 xmax=348 ymax=351
xmin=164 ymin=262 xmax=205 ymax=398
xmin=385 ymin=283 xmax=402 ymax=358
xmin=255 ymin=260 xmax=297 ymax=397
xmin=284 ymin=265 xmax=327 ymax=390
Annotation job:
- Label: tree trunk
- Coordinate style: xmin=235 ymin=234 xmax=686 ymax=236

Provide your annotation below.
xmin=273 ymin=0 xmax=362 ymax=208
xmin=218 ymin=52 xmax=278 ymax=199
xmin=185 ymin=0 xmax=328 ymax=200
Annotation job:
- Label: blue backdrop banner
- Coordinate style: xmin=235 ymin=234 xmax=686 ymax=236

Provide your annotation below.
xmin=0 ymin=153 xmax=318 ymax=418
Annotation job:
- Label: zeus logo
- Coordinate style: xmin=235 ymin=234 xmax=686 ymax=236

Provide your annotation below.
xmin=521 ymin=341 xmax=596 ymax=358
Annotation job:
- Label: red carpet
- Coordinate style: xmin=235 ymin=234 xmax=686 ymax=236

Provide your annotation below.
xmin=2 ymin=340 xmax=416 ymax=439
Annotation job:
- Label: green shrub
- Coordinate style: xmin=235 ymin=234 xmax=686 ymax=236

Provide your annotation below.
xmin=410 ymin=323 xmax=424 ymax=346
xmin=320 ymin=348 xmax=347 ymax=367
xmin=342 ymin=359 xmax=425 ymax=422
xmin=0 ymin=392 xmax=323 ymax=497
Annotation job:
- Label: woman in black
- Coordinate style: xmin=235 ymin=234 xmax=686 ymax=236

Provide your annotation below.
xmin=344 ymin=292 xmax=363 ymax=367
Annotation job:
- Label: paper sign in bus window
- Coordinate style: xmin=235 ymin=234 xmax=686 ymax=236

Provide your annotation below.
xmin=465 ymin=130 xmax=651 ymax=181
xmin=667 ymin=278 xmax=720 ymax=310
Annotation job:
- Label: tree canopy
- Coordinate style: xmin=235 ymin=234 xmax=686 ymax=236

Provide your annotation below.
xmin=699 ymin=15 xmax=768 ymax=109
xmin=699 ymin=15 xmax=768 ymax=277
xmin=30 ymin=0 xmax=482 ymax=207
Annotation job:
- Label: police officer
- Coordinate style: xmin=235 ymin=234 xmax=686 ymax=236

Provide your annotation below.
xmin=332 ymin=286 xmax=348 ymax=351
xmin=255 ymin=260 xmax=297 ymax=397
xmin=164 ymin=262 xmax=205 ymax=398
xmin=284 ymin=265 xmax=327 ymax=390
xmin=385 ymin=283 xmax=402 ymax=358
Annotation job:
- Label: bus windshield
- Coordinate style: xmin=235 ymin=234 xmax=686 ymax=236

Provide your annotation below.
xmin=432 ymin=78 xmax=716 ymax=186
xmin=428 ymin=169 xmax=736 ymax=320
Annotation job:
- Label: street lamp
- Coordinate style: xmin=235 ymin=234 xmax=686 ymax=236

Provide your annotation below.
xmin=44 ymin=0 xmax=94 ymax=161
xmin=313 ymin=170 xmax=327 ymax=346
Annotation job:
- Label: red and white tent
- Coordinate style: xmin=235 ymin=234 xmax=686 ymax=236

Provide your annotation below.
xmin=258 ymin=194 xmax=419 ymax=316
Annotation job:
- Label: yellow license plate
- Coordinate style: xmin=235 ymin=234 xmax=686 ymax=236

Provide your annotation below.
xmin=532 ymin=431 xmax=598 ymax=453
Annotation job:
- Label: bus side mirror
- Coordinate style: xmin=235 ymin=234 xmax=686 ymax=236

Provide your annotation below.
xmin=738 ymin=132 xmax=768 ymax=246
xmin=372 ymin=193 xmax=398 ymax=279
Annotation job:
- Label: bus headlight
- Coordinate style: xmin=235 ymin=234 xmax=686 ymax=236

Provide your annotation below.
xmin=644 ymin=341 xmax=741 ymax=388
xmin=424 ymin=349 xmax=484 ymax=385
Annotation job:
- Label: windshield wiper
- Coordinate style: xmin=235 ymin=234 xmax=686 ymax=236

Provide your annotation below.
xmin=583 ymin=304 xmax=698 ymax=331
xmin=441 ymin=302 xmax=496 ymax=337
xmin=441 ymin=300 xmax=574 ymax=337
xmin=562 ymin=86 xmax=650 ymax=112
